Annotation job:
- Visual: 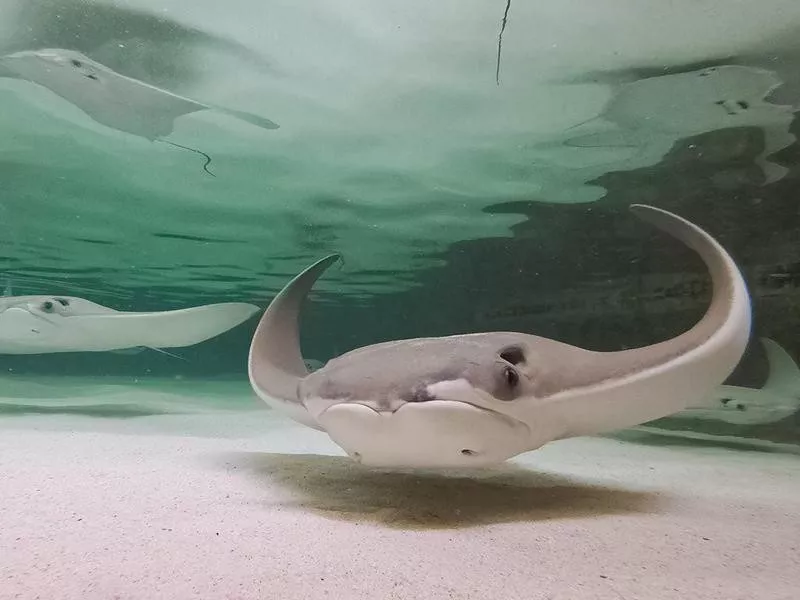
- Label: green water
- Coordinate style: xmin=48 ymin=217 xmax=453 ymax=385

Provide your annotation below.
xmin=0 ymin=0 xmax=798 ymax=446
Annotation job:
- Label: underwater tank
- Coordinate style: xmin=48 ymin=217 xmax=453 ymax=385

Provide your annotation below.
xmin=0 ymin=1 xmax=798 ymax=599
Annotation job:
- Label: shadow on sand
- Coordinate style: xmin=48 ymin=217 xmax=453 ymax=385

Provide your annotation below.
xmin=609 ymin=427 xmax=800 ymax=455
xmin=214 ymin=451 xmax=664 ymax=530
xmin=0 ymin=402 xmax=172 ymax=419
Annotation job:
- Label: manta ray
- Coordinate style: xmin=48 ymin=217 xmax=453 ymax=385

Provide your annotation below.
xmin=247 ymin=204 xmax=752 ymax=468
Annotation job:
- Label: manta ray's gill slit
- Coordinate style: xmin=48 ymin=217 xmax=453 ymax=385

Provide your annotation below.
xmin=495 ymin=0 xmax=512 ymax=86
xmin=158 ymin=140 xmax=216 ymax=177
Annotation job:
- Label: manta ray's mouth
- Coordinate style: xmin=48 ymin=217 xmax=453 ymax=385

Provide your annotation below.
xmin=305 ymin=397 xmax=533 ymax=468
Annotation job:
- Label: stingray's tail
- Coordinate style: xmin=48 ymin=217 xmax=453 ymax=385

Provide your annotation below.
xmin=158 ymin=140 xmax=216 ymax=177
xmin=147 ymin=346 xmax=188 ymax=361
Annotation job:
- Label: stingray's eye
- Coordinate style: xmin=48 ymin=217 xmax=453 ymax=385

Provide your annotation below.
xmin=500 ymin=345 xmax=525 ymax=366
xmin=503 ymin=366 xmax=519 ymax=388
xmin=55 ymin=298 xmax=69 ymax=307
xmin=70 ymin=59 xmax=83 ymax=68
xmin=41 ymin=300 xmax=55 ymax=313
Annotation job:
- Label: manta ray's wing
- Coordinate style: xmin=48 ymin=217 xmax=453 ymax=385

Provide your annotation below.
xmin=0 ymin=302 xmax=259 ymax=354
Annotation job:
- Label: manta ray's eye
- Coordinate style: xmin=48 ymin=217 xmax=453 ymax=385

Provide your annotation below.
xmin=503 ymin=366 xmax=519 ymax=388
xmin=41 ymin=300 xmax=54 ymax=313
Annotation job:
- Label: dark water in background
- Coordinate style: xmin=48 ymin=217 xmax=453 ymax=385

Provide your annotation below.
xmin=0 ymin=1 xmax=799 ymax=443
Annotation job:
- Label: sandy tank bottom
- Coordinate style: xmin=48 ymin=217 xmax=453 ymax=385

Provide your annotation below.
xmin=0 ymin=376 xmax=798 ymax=600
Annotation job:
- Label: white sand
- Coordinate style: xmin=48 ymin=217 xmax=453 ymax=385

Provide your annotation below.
xmin=1 ymin=379 xmax=799 ymax=600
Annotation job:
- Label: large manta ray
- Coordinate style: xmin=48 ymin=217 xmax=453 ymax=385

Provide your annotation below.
xmin=247 ymin=204 xmax=752 ymax=468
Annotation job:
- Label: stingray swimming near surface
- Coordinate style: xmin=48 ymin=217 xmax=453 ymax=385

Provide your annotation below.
xmin=560 ymin=65 xmax=796 ymax=185
xmin=0 ymin=0 xmax=273 ymax=89
xmin=0 ymin=295 xmax=259 ymax=355
xmin=0 ymin=48 xmax=280 ymax=176
xmin=247 ymin=204 xmax=752 ymax=469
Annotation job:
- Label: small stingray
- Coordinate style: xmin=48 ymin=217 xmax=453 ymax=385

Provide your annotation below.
xmin=680 ymin=337 xmax=800 ymax=425
xmin=0 ymin=294 xmax=259 ymax=355
xmin=0 ymin=48 xmax=280 ymax=175
xmin=304 ymin=358 xmax=326 ymax=372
